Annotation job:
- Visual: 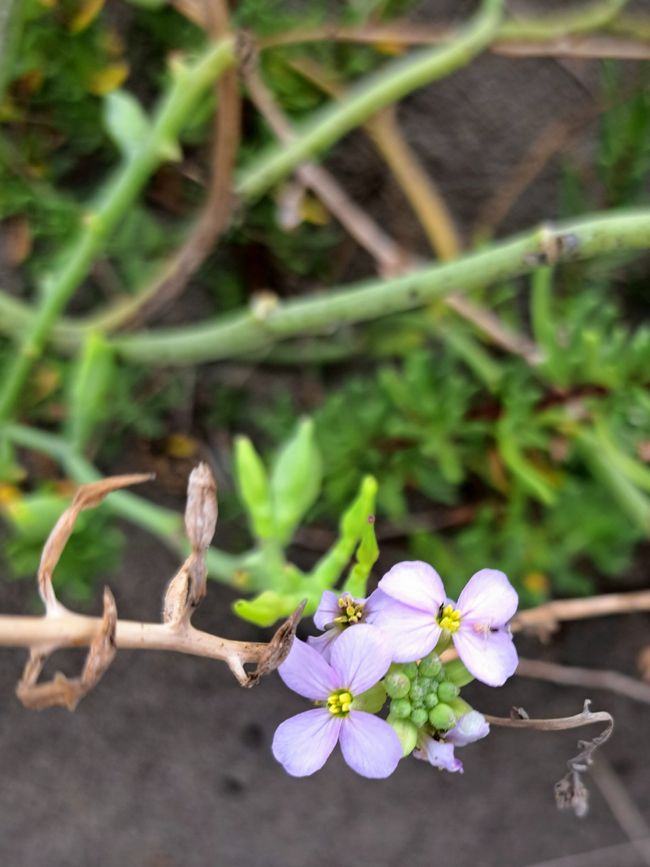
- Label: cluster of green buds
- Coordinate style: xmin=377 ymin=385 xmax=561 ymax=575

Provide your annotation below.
xmin=383 ymin=653 xmax=475 ymax=755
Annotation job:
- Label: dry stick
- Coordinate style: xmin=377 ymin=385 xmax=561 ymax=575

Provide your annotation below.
xmin=590 ymin=756 xmax=650 ymax=867
xmin=516 ymin=658 xmax=650 ymax=706
xmin=512 ymin=590 xmax=650 ymax=635
xmin=7 ymin=467 xmax=304 ymax=710
xmin=273 ymin=56 xmax=540 ymax=364
xmin=244 ymin=66 xmax=409 ymax=277
xmin=486 ymin=700 xmax=614 ymax=817
xmin=116 ymin=0 xmax=241 ymax=329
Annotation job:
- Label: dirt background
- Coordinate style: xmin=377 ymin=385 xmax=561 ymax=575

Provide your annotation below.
xmin=1 ymin=524 xmax=649 ymax=867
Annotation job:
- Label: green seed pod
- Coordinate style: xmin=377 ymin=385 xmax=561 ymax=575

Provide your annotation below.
xmin=387 ymin=716 xmax=418 ymax=757
xmin=424 ymin=692 xmax=439 ymax=709
xmin=419 ymin=652 xmax=443 ymax=679
xmin=428 ymin=702 xmax=457 ymax=732
xmin=390 ymin=698 xmax=412 ymax=719
xmin=384 ymin=671 xmax=411 ymax=700
xmin=443 ymin=658 xmax=475 ymax=687
xmin=437 ymin=681 xmax=460 ymax=703
xmin=402 ymin=662 xmax=418 ymax=679
xmin=410 ymin=708 xmax=429 ymax=728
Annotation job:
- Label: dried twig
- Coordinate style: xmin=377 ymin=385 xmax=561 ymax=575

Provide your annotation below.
xmin=3 ymin=466 xmax=303 ymax=710
xmin=487 ymin=700 xmax=614 ymax=817
xmin=517 ymin=657 xmax=650 ymax=706
xmin=512 ymin=590 xmax=650 ymax=638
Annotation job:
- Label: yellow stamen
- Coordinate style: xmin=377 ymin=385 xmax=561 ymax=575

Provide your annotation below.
xmin=327 ymin=689 xmax=354 ymax=717
xmin=438 ymin=603 xmax=462 ymax=633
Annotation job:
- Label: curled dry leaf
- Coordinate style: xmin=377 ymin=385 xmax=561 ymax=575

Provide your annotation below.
xmin=16 ymin=587 xmax=118 ymax=711
xmin=38 ymin=473 xmax=153 ymax=612
xmin=244 ymin=600 xmax=306 ymax=687
xmin=185 ymin=462 xmax=218 ymax=552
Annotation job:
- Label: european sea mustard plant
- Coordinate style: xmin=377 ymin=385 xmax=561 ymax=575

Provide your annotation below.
xmin=273 ymin=564 xmax=519 ymax=778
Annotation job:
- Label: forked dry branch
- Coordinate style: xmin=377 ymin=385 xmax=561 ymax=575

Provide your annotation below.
xmin=2 ymin=466 xmax=304 ymax=710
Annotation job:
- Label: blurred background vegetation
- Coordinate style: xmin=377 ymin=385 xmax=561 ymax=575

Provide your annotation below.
xmin=0 ymin=0 xmax=649 ymax=616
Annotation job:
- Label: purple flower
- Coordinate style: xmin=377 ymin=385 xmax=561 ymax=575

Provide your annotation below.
xmin=414 ymin=711 xmax=490 ymax=774
xmin=377 ymin=561 xmax=519 ymax=686
xmin=272 ymin=624 xmax=402 ymax=778
xmin=307 ymin=588 xmax=397 ymax=661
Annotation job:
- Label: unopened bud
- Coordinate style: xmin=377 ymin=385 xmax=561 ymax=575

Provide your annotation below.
xmin=437 ymin=681 xmax=460 ymax=703
xmin=419 ymin=652 xmax=443 ymax=678
xmin=428 ymin=702 xmax=456 ymax=731
xmin=387 ymin=716 xmax=418 ymax=757
xmin=390 ymin=698 xmax=412 ymax=719
xmin=384 ymin=670 xmax=410 ymax=699
xmin=410 ymin=708 xmax=428 ymax=728
xmin=185 ymin=463 xmax=217 ymax=550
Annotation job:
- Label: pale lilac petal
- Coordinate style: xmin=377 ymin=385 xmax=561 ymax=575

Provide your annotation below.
xmin=378 ymin=560 xmax=446 ymax=613
xmin=456 ymin=568 xmax=518 ymax=625
xmin=272 ymin=709 xmax=341 ymax=777
xmin=366 ymin=594 xmax=440 ymax=663
xmin=447 ymin=711 xmax=490 ymax=747
xmin=313 ymin=590 xmax=343 ymax=631
xmin=278 ymin=636 xmax=338 ymax=700
xmin=453 ymin=625 xmax=518 ymax=687
xmin=306 ymin=627 xmax=341 ymax=661
xmin=414 ymin=736 xmax=463 ymax=773
xmin=338 ymin=711 xmax=402 ymax=778
xmin=330 ymin=624 xmax=392 ymax=694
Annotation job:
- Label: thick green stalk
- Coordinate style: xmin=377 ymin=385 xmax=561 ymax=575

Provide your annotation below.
xmin=0 ymin=38 xmax=235 ymax=423
xmin=499 ymin=0 xmax=631 ymax=40
xmin=236 ymin=0 xmax=504 ymax=200
xmin=101 ymin=210 xmax=650 ymax=365
xmin=3 ymin=424 xmax=243 ymax=583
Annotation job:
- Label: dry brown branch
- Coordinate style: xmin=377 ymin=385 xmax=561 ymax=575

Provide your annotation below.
xmin=512 ymin=590 xmax=650 ymax=637
xmin=591 ymin=757 xmax=650 ymax=866
xmin=487 ymin=700 xmax=614 ymax=817
xmin=4 ymin=466 xmax=303 ymax=710
xmin=112 ymin=0 xmax=241 ymax=330
xmin=517 ymin=657 xmax=650 ymax=706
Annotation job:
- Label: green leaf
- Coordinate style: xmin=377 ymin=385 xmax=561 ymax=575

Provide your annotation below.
xmin=270 ymin=417 xmax=322 ymax=543
xmin=233 ymin=436 xmax=276 ymax=540
xmin=103 ymin=90 xmax=151 ymax=157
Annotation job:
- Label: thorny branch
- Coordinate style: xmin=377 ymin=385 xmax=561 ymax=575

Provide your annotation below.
xmin=486 ymin=700 xmax=615 ymax=817
xmin=5 ymin=467 xmax=303 ymax=710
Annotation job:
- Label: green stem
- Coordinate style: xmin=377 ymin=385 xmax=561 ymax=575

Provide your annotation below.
xmin=102 ymin=210 xmax=650 ymax=365
xmin=0 ymin=37 xmax=235 ymax=424
xmin=499 ymin=0 xmax=631 ymax=41
xmin=236 ymin=0 xmax=504 ymax=200
xmin=3 ymin=424 xmax=243 ymax=583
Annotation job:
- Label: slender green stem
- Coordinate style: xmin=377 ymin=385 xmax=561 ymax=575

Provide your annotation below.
xmin=0 ymin=38 xmax=235 ymax=424
xmin=99 ymin=210 xmax=650 ymax=365
xmin=499 ymin=0 xmax=631 ymax=41
xmin=236 ymin=0 xmax=504 ymax=200
xmin=3 ymin=424 xmax=244 ymax=584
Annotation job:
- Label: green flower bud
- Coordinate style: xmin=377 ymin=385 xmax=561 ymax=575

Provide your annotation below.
xmin=424 ymin=692 xmax=439 ymax=709
xmin=428 ymin=702 xmax=456 ymax=731
xmin=448 ymin=697 xmax=473 ymax=718
xmin=351 ymin=682 xmax=387 ymax=714
xmin=443 ymin=658 xmax=475 ymax=687
xmin=402 ymin=662 xmax=418 ymax=679
xmin=384 ymin=671 xmax=411 ymax=700
xmin=390 ymin=698 xmax=412 ymax=719
xmin=409 ymin=681 xmax=428 ymax=703
xmin=437 ymin=681 xmax=460 ymax=703
xmin=387 ymin=716 xmax=418 ymax=757
xmin=419 ymin=652 xmax=443 ymax=678
xmin=410 ymin=708 xmax=429 ymax=728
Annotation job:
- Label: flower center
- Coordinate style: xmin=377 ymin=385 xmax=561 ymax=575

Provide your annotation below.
xmin=437 ymin=604 xmax=461 ymax=633
xmin=327 ymin=689 xmax=354 ymax=717
xmin=334 ymin=594 xmax=365 ymax=626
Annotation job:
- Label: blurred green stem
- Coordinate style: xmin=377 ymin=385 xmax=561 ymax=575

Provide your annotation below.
xmin=3 ymin=424 xmax=244 ymax=583
xmin=500 ymin=0 xmax=631 ymax=40
xmin=0 ymin=38 xmax=235 ymax=425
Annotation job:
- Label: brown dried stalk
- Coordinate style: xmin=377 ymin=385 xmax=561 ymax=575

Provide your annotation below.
xmin=512 ymin=590 xmax=650 ymax=638
xmin=486 ymin=700 xmax=614 ymax=817
xmin=5 ymin=466 xmax=303 ymax=710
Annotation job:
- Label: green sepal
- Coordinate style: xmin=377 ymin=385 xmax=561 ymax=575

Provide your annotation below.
xmin=387 ymin=715 xmax=418 ymax=757
xmin=448 ymin=697 xmax=473 ymax=718
xmin=233 ymin=436 xmax=276 ymax=540
xmin=232 ymin=590 xmax=303 ymax=627
xmin=443 ymin=658 xmax=475 ymax=687
xmin=270 ymin=417 xmax=322 ymax=544
xmin=351 ymin=682 xmax=386 ymax=714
